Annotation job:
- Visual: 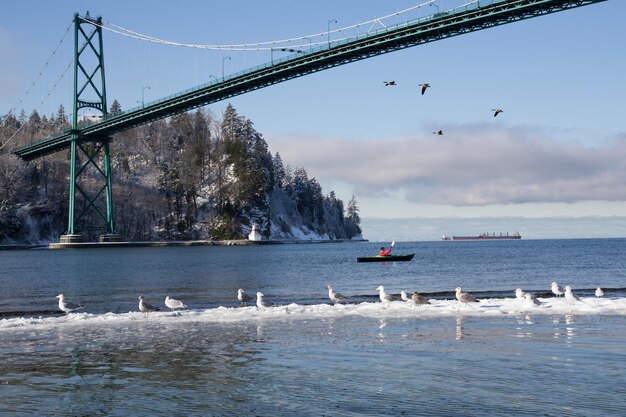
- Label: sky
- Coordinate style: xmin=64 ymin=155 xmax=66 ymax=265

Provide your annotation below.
xmin=1 ymin=0 xmax=625 ymax=241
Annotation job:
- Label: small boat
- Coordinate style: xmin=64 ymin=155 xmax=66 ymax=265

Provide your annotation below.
xmin=356 ymin=254 xmax=415 ymax=263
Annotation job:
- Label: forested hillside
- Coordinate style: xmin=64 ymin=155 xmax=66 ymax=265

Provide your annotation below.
xmin=0 ymin=103 xmax=362 ymax=243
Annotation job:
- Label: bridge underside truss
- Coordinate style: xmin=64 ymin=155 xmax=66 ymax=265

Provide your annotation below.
xmin=15 ymin=0 xmax=606 ymax=161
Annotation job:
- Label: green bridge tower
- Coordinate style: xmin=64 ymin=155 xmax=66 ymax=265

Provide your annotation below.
xmin=61 ymin=12 xmax=121 ymax=243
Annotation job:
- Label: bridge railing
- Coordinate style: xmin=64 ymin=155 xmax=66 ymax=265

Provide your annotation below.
xmin=14 ymin=0 xmax=524 ymax=153
xmin=78 ymin=0 xmax=502 ymax=126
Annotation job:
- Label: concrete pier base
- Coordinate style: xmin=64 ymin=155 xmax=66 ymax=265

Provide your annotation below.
xmin=99 ymin=233 xmax=124 ymax=242
xmin=59 ymin=234 xmax=84 ymax=244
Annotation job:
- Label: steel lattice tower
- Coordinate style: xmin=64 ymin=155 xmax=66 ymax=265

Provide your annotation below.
xmin=61 ymin=12 xmax=120 ymax=243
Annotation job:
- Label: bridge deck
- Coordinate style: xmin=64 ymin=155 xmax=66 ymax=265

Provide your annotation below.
xmin=13 ymin=0 xmax=607 ymax=160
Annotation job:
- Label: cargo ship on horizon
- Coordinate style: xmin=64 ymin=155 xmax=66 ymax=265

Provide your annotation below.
xmin=442 ymin=232 xmax=521 ymax=241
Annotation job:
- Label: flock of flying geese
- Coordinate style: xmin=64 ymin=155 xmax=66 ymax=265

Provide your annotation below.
xmin=55 ymin=281 xmax=607 ymax=316
xmin=382 ymin=80 xmax=503 ymax=135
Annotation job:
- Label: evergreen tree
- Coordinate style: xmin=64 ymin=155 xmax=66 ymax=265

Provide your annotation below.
xmin=345 ymin=195 xmax=362 ymax=238
xmin=28 ymin=111 xmax=42 ymax=136
xmin=109 ymin=100 xmax=122 ymax=116
xmin=18 ymin=109 xmax=27 ymax=126
xmin=346 ymin=195 xmax=361 ymax=225
xmin=56 ymin=105 xmax=68 ymax=128
xmin=273 ymin=152 xmax=287 ymax=189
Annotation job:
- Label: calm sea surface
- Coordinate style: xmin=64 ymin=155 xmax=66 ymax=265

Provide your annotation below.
xmin=1 ymin=239 xmax=626 ymax=416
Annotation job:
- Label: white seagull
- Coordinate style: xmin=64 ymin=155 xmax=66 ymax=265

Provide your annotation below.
xmin=238 ymin=288 xmax=253 ymax=304
xmin=56 ymin=294 xmax=84 ymax=315
xmin=551 ymin=282 xmax=565 ymax=297
xmin=524 ymin=293 xmax=541 ymax=307
xmin=411 ymin=291 xmax=431 ymax=305
xmin=515 ymin=288 xmax=526 ymax=300
xmin=164 ymin=296 xmax=188 ymax=312
xmin=400 ymin=291 xmax=410 ymax=302
xmin=327 ymin=285 xmax=347 ymax=303
xmin=455 ymin=287 xmax=477 ymax=305
xmin=138 ymin=295 xmax=160 ymax=316
xmin=595 ymin=287 xmax=604 ymax=297
xmin=256 ymin=292 xmax=275 ymax=308
xmin=376 ymin=286 xmax=397 ymax=302
xmin=564 ymin=286 xmax=582 ymax=304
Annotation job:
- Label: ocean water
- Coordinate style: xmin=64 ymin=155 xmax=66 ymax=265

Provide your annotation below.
xmin=1 ymin=239 xmax=626 ymax=416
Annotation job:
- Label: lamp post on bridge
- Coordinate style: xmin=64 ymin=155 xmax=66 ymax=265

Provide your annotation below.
xmin=141 ymin=85 xmax=150 ymax=107
xmin=327 ymin=19 xmax=338 ymax=47
xmin=270 ymin=48 xmax=304 ymax=65
xmin=222 ymin=56 xmax=231 ymax=79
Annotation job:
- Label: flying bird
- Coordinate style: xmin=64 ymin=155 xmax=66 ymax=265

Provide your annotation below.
xmin=238 ymin=288 xmax=253 ymax=305
xmin=383 ymin=80 xmax=397 ymax=86
xmin=138 ymin=295 xmax=160 ymax=316
xmin=327 ymin=285 xmax=347 ymax=303
xmin=492 ymin=108 xmax=503 ymax=117
xmin=56 ymin=294 xmax=84 ymax=315
xmin=433 ymin=130 xmax=443 ymax=135
xmin=418 ymin=83 xmax=430 ymax=95
xmin=164 ymin=296 xmax=188 ymax=312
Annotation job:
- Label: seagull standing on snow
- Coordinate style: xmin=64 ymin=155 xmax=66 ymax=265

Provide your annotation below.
xmin=515 ymin=288 xmax=526 ymax=300
xmin=256 ymin=292 xmax=275 ymax=308
xmin=411 ymin=291 xmax=431 ymax=305
xmin=595 ymin=287 xmax=604 ymax=297
xmin=551 ymin=282 xmax=565 ymax=297
xmin=564 ymin=286 xmax=582 ymax=304
xmin=165 ymin=296 xmax=188 ymax=312
xmin=327 ymin=285 xmax=347 ymax=303
xmin=376 ymin=286 xmax=397 ymax=302
xmin=419 ymin=83 xmax=430 ymax=95
xmin=524 ymin=293 xmax=541 ymax=307
xmin=56 ymin=294 xmax=84 ymax=315
xmin=138 ymin=295 xmax=160 ymax=316
xmin=400 ymin=291 xmax=410 ymax=301
xmin=238 ymin=288 xmax=253 ymax=305
xmin=455 ymin=287 xmax=477 ymax=305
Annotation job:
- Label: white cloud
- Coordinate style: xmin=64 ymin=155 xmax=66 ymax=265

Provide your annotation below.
xmin=268 ymin=125 xmax=626 ymax=207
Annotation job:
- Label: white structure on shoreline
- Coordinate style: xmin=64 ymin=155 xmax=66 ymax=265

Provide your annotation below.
xmin=248 ymin=225 xmax=262 ymax=241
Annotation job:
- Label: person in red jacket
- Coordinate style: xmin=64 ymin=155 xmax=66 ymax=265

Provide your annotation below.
xmin=379 ymin=246 xmax=392 ymax=256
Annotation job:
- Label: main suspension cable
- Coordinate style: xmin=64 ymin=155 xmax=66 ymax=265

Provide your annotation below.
xmin=94 ymin=1 xmax=440 ymax=51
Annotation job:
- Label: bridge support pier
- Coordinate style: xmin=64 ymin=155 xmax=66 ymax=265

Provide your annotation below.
xmin=59 ymin=234 xmax=84 ymax=244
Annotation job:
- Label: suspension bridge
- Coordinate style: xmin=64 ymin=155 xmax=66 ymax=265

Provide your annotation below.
xmin=4 ymin=0 xmax=608 ymax=243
